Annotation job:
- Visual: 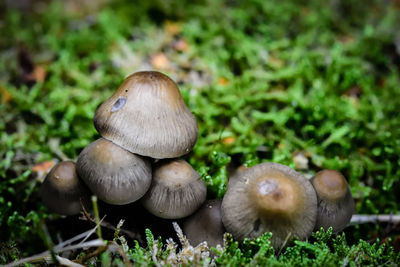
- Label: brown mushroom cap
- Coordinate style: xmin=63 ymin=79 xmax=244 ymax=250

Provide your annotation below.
xmin=311 ymin=169 xmax=355 ymax=233
xmin=76 ymin=138 xmax=152 ymax=205
xmin=93 ymin=71 xmax=198 ymax=159
xmin=183 ymin=199 xmax=225 ymax=247
xmin=221 ymin=162 xmax=317 ymax=249
xmin=40 ymin=161 xmax=90 ymax=215
xmin=141 ymin=159 xmax=207 ymax=219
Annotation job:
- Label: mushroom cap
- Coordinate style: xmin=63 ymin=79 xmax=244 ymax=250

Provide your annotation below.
xmin=40 ymin=161 xmax=90 ymax=215
xmin=221 ymin=162 xmax=317 ymax=249
xmin=76 ymin=138 xmax=152 ymax=205
xmin=183 ymin=199 xmax=225 ymax=247
xmin=227 ymin=165 xmax=248 ymax=189
xmin=93 ymin=71 xmax=198 ymax=159
xmin=311 ymin=169 xmax=355 ymax=233
xmin=141 ymin=159 xmax=207 ymax=219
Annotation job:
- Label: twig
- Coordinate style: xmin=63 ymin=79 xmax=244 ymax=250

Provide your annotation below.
xmin=49 ymin=138 xmax=70 ymax=161
xmin=79 ymin=205 xmax=143 ymax=243
xmin=74 ymin=241 xmax=109 ymax=264
xmin=349 ymin=214 xmax=400 ymax=226
xmin=111 ymin=241 xmax=133 ymax=267
xmin=4 ymin=239 xmax=104 ymax=267
xmin=56 ymin=239 xmax=105 ymax=253
xmin=80 ymin=215 xmax=106 ymax=244
xmin=54 ymin=228 xmax=97 ymax=250
xmin=48 ymin=255 xmax=85 ymax=267
xmin=92 ymin=195 xmax=102 ymax=239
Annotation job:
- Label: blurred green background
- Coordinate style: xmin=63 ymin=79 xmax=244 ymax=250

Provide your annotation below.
xmin=1 ymin=0 xmax=400 ymax=264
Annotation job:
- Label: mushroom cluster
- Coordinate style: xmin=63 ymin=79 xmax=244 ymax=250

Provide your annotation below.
xmin=39 ymin=70 xmax=355 ymax=251
xmin=40 ymin=71 xmax=206 ymax=219
xmin=180 ymin=163 xmax=355 ymax=250
xmin=220 ymin=164 xmax=355 ymax=249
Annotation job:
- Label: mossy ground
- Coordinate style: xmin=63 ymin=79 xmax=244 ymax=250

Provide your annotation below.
xmin=1 ymin=0 xmax=400 ymax=265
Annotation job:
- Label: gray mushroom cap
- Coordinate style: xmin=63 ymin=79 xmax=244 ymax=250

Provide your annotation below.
xmin=76 ymin=138 xmax=152 ymax=205
xmin=141 ymin=159 xmax=207 ymax=219
xmin=94 ymin=71 xmax=198 ymax=159
xmin=311 ymin=169 xmax=355 ymax=233
xmin=183 ymin=199 xmax=225 ymax=247
xmin=221 ymin=162 xmax=317 ymax=250
xmin=40 ymin=161 xmax=90 ymax=216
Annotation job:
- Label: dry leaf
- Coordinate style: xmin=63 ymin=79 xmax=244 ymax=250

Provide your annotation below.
xmin=165 ymin=21 xmax=181 ymax=36
xmin=222 ymin=136 xmax=235 ymax=144
xmin=338 ymin=35 xmax=355 ymax=44
xmin=151 ymin=53 xmax=170 ymax=69
xmin=218 ymin=77 xmax=229 ymax=85
xmin=33 ymin=65 xmax=47 ymax=82
xmin=0 ymin=86 xmax=13 ymax=104
xmin=33 ymin=160 xmax=56 ymax=182
xmin=174 ymin=39 xmax=189 ymax=52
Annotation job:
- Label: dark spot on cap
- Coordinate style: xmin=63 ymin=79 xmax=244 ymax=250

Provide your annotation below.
xmin=111 ymin=97 xmax=127 ymax=112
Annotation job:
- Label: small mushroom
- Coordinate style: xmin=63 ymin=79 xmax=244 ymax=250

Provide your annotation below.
xmin=40 ymin=161 xmax=90 ymax=215
xmin=76 ymin=138 xmax=152 ymax=205
xmin=311 ymin=169 xmax=355 ymax=233
xmin=221 ymin=162 xmax=317 ymax=249
xmin=141 ymin=159 xmax=207 ymax=219
xmin=94 ymin=71 xmax=198 ymax=159
xmin=183 ymin=199 xmax=225 ymax=248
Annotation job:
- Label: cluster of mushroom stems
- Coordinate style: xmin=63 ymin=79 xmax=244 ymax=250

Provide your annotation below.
xmin=40 ymin=71 xmax=355 ymax=250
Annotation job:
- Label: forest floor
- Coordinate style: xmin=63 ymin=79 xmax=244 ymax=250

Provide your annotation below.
xmin=1 ymin=0 xmax=400 ymax=265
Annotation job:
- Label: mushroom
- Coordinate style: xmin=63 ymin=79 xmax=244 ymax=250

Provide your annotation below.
xmin=93 ymin=71 xmax=198 ymax=159
xmin=227 ymin=165 xmax=248 ymax=189
xmin=76 ymin=138 xmax=152 ymax=205
xmin=310 ymin=169 xmax=355 ymax=233
xmin=141 ymin=159 xmax=207 ymax=219
xmin=183 ymin=199 xmax=225 ymax=248
xmin=221 ymin=162 xmax=317 ymax=249
xmin=40 ymin=161 xmax=90 ymax=216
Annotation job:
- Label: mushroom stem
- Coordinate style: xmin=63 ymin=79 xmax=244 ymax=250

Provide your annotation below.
xmin=348 ymin=214 xmax=400 ymax=226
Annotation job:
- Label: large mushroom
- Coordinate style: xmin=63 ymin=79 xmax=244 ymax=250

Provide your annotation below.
xmin=221 ymin=162 xmax=317 ymax=249
xmin=311 ymin=169 xmax=355 ymax=233
xmin=40 ymin=161 xmax=90 ymax=215
xmin=76 ymin=138 xmax=152 ymax=205
xmin=141 ymin=159 xmax=207 ymax=219
xmin=94 ymin=71 xmax=198 ymax=159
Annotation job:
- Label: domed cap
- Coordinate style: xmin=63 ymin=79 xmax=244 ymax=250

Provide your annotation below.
xmin=40 ymin=161 xmax=90 ymax=216
xmin=311 ymin=169 xmax=355 ymax=233
xmin=221 ymin=162 xmax=317 ymax=249
xmin=94 ymin=71 xmax=198 ymax=159
xmin=183 ymin=199 xmax=225 ymax=247
xmin=76 ymin=138 xmax=152 ymax=205
xmin=141 ymin=159 xmax=207 ymax=219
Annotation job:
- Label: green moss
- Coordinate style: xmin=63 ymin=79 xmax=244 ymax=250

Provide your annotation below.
xmin=1 ymin=0 xmax=400 ymax=264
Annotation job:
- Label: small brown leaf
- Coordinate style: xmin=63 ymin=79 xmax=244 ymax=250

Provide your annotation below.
xmin=151 ymin=53 xmax=170 ymax=69
xmin=33 ymin=160 xmax=56 ymax=182
xmin=338 ymin=35 xmax=355 ymax=44
xmin=165 ymin=21 xmax=181 ymax=36
xmin=174 ymin=39 xmax=189 ymax=52
xmin=33 ymin=65 xmax=47 ymax=82
xmin=222 ymin=136 xmax=235 ymax=145
xmin=0 ymin=86 xmax=13 ymax=104
xmin=344 ymin=86 xmax=362 ymax=98
xmin=218 ymin=77 xmax=229 ymax=85
xmin=32 ymin=160 xmax=56 ymax=173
